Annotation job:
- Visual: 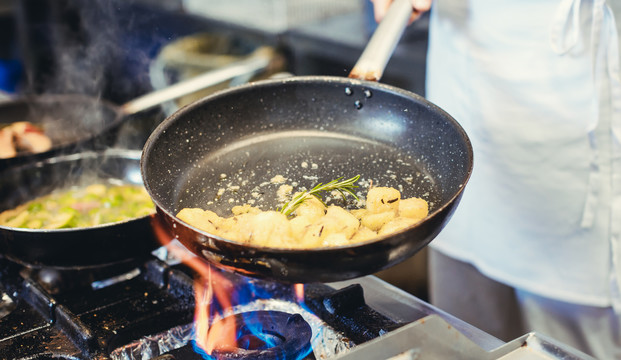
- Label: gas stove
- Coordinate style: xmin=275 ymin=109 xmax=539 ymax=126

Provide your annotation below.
xmin=0 ymin=247 xmax=594 ymax=360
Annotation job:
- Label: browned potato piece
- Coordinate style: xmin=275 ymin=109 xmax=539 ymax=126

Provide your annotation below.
xmin=399 ymin=197 xmax=429 ymax=220
xmin=240 ymin=211 xmax=294 ymax=247
xmin=366 ymin=187 xmax=401 ymax=213
xmin=378 ymin=217 xmax=420 ymax=236
xmin=322 ymin=206 xmax=360 ymax=239
xmin=177 ymin=208 xmax=222 ymax=233
xmin=289 ymin=215 xmax=313 ymax=241
xmin=299 ymin=223 xmax=327 ymax=248
xmin=293 ymin=194 xmax=326 ymax=222
xmin=361 ymin=211 xmax=396 ymax=231
xmin=322 ymin=233 xmax=349 ymax=247
xmin=349 ymin=208 xmax=367 ymax=220
xmin=299 ymin=206 xmax=359 ymax=247
xmin=350 ymin=226 xmax=377 ymax=243
xmin=218 ymin=213 xmax=255 ymax=242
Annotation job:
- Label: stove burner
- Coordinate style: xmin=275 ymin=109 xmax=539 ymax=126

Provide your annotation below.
xmin=206 ymin=310 xmax=312 ymax=360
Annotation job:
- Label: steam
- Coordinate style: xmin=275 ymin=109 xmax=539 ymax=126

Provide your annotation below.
xmin=20 ymin=0 xmax=155 ymax=100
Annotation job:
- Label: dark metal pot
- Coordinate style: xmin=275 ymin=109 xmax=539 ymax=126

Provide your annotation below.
xmin=0 ymin=149 xmax=158 ymax=268
xmin=0 ymin=53 xmax=274 ymax=171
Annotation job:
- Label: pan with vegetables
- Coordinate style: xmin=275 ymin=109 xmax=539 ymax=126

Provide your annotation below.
xmin=0 ymin=149 xmax=158 ymax=268
xmin=141 ymin=0 xmax=474 ymax=283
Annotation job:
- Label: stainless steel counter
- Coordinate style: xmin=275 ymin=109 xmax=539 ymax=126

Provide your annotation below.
xmin=333 ymin=276 xmax=596 ymax=360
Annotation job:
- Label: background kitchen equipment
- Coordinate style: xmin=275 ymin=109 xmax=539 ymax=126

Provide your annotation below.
xmin=183 ymin=0 xmax=363 ymax=33
xmin=0 ymin=53 xmax=275 ymax=170
xmin=149 ymin=32 xmax=285 ymax=115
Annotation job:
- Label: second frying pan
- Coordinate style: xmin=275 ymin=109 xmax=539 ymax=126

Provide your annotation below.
xmin=0 ymin=52 xmax=273 ymax=170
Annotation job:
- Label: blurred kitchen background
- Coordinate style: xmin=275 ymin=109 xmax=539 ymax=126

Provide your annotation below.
xmin=0 ymin=0 xmax=430 ymax=298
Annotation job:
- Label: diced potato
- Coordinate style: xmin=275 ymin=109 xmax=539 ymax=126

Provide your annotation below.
xmin=177 ymin=208 xmax=221 ymax=233
xmin=378 ymin=217 xmax=420 ymax=236
xmin=399 ymin=197 xmax=429 ymax=220
xmin=361 ymin=211 xmax=396 ymax=231
xmin=289 ymin=216 xmax=313 ymax=241
xmin=176 ymin=180 xmax=430 ymax=249
xmin=320 ymin=206 xmax=360 ymax=239
xmin=293 ymin=195 xmax=325 ymax=222
xmin=322 ymin=233 xmax=349 ymax=247
xmin=350 ymin=226 xmax=377 ymax=243
xmin=349 ymin=208 xmax=367 ymax=220
xmin=298 ymin=223 xmax=327 ymax=248
xmin=243 ymin=211 xmax=294 ymax=248
xmin=219 ymin=213 xmax=255 ymax=241
xmin=297 ymin=207 xmax=358 ymax=247
xmin=366 ymin=187 xmax=401 ymax=213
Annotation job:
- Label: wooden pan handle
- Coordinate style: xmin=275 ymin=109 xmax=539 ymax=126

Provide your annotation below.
xmin=349 ymin=0 xmax=414 ymax=82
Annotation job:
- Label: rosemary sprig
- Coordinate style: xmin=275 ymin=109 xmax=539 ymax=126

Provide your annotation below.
xmin=280 ymin=175 xmax=361 ymax=217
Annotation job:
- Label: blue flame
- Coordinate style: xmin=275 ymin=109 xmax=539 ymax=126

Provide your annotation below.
xmin=191 ymin=275 xmax=314 ymax=360
xmin=191 ymin=340 xmax=214 ymax=359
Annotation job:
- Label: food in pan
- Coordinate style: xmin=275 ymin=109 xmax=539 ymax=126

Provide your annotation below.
xmin=0 ymin=121 xmax=52 ymax=159
xmin=0 ymin=183 xmax=155 ymax=229
xmin=177 ymin=176 xmax=429 ymax=249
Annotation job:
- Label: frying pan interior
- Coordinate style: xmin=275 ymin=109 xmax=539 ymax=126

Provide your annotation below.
xmin=142 ymin=76 xmax=473 ymax=282
xmin=0 ymin=95 xmax=122 ymax=169
xmin=0 ymin=149 xmax=158 ymax=268
xmin=145 ymin=78 xmax=470 ymax=214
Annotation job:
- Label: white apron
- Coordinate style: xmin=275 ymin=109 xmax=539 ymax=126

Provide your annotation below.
xmin=426 ymin=0 xmax=621 ymax=308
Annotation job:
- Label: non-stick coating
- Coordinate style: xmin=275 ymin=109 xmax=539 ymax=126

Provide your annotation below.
xmin=142 ymin=76 xmax=473 ymax=283
xmin=0 ymin=149 xmax=159 ymax=268
xmin=0 ymin=95 xmax=123 ymax=170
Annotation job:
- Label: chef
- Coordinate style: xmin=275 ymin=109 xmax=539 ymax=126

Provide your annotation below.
xmin=372 ymin=0 xmax=621 ymax=358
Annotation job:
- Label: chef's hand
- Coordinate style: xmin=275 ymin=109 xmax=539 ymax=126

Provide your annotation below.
xmin=370 ymin=0 xmax=432 ymax=23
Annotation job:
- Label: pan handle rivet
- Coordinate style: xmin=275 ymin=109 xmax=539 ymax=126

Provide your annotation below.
xmin=364 ymin=89 xmax=372 ymax=98
xmin=344 ymin=87 xmax=353 ymax=96
xmin=354 ymin=100 xmax=363 ymax=110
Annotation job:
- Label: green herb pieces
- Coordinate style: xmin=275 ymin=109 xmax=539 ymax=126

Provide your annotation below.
xmin=280 ymin=175 xmax=361 ymax=217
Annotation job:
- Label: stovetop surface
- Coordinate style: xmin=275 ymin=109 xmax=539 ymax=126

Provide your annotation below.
xmin=0 ymin=249 xmax=459 ymax=360
xmin=0 ymin=248 xmax=593 ymax=360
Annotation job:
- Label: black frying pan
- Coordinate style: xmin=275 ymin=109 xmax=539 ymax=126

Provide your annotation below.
xmin=0 ymin=149 xmax=156 ymax=268
xmin=0 ymin=53 xmax=273 ymax=171
xmin=142 ymin=76 xmax=472 ymax=283
xmin=141 ymin=0 xmax=472 ymax=284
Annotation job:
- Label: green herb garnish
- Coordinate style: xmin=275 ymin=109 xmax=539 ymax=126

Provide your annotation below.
xmin=280 ymin=175 xmax=361 ymax=217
